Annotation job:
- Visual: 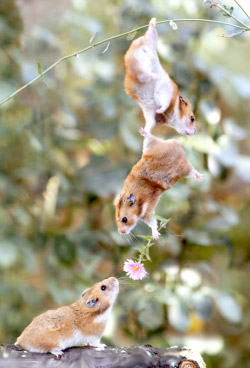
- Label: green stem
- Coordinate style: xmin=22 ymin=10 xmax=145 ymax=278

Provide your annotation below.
xmin=215 ymin=3 xmax=250 ymax=28
xmin=233 ymin=0 xmax=250 ymax=21
xmin=138 ymin=221 xmax=167 ymax=263
xmin=0 ymin=17 xmax=247 ymax=107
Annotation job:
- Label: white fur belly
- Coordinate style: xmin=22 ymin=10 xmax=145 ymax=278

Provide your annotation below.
xmin=136 ymin=83 xmax=156 ymax=106
xmin=59 ymin=330 xmax=100 ymax=350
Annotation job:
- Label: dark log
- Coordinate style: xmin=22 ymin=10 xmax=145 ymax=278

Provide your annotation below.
xmin=0 ymin=344 xmax=206 ymax=368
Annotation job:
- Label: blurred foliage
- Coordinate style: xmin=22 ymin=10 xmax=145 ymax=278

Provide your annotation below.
xmin=0 ymin=0 xmax=250 ymax=367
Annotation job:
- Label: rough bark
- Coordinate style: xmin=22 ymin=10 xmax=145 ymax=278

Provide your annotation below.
xmin=0 ymin=344 xmax=206 ymax=368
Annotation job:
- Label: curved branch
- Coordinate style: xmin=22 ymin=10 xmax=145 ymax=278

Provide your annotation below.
xmin=215 ymin=3 xmax=250 ymax=28
xmin=233 ymin=0 xmax=250 ymax=21
xmin=0 ymin=18 xmax=248 ymax=106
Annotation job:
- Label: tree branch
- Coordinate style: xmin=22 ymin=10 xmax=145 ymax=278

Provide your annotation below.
xmin=1 ymin=344 xmax=206 ymax=368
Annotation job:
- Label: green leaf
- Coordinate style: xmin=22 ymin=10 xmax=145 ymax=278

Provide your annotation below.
xmin=149 ymin=213 xmax=171 ymax=223
xmin=145 ymin=249 xmax=151 ymax=262
xmin=89 ymin=31 xmax=100 ymax=45
xmin=101 ymin=41 xmax=110 ymax=54
xmin=37 ymin=61 xmax=42 ymax=75
xmin=37 ymin=61 xmax=47 ymax=86
xmin=138 ymin=235 xmax=152 ymax=240
xmin=127 ymin=28 xmax=137 ymax=41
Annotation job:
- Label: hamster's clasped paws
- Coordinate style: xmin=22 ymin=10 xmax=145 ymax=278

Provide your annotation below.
xmin=156 ymin=106 xmax=166 ymax=114
xmin=150 ymin=17 xmax=157 ymax=27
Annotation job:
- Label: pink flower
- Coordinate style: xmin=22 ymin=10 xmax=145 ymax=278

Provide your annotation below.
xmin=123 ymin=259 xmax=148 ymax=280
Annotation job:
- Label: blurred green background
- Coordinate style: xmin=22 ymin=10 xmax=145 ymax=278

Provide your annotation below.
xmin=0 ymin=0 xmax=250 ymax=366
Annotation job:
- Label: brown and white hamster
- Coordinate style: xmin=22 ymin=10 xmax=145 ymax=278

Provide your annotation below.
xmin=124 ymin=18 xmax=196 ymax=135
xmin=115 ymin=129 xmax=202 ymax=239
xmin=16 ymin=277 xmax=119 ymax=358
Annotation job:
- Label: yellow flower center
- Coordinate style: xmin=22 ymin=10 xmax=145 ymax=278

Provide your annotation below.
xmin=133 ymin=265 xmax=139 ymax=271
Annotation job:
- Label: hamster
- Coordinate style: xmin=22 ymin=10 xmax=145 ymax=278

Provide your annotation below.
xmin=115 ymin=128 xmax=202 ymax=239
xmin=16 ymin=277 xmax=119 ymax=358
xmin=124 ymin=18 xmax=196 ymax=136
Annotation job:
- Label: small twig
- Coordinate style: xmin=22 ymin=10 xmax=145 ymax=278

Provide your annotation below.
xmin=215 ymin=3 xmax=250 ymax=28
xmin=0 ymin=17 xmax=248 ymax=107
xmin=233 ymin=0 xmax=250 ymax=21
xmin=138 ymin=220 xmax=167 ymax=263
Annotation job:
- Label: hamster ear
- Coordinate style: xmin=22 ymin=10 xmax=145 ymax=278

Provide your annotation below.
xmin=86 ymin=299 xmax=98 ymax=308
xmin=179 ymin=96 xmax=188 ymax=106
xmin=114 ymin=194 xmax=121 ymax=206
xmin=128 ymin=193 xmax=135 ymax=204
xmin=81 ymin=288 xmax=89 ymax=297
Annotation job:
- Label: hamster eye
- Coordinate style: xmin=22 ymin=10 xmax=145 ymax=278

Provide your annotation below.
xmin=190 ymin=116 xmax=195 ymax=123
xmin=101 ymin=285 xmax=106 ymax=291
xmin=122 ymin=217 xmax=128 ymax=223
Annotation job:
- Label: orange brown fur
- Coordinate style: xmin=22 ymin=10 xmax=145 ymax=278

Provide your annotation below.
xmin=124 ymin=19 xmax=196 ymax=135
xmin=115 ymin=133 xmax=198 ymax=237
xmin=17 ymin=277 xmax=119 ymax=355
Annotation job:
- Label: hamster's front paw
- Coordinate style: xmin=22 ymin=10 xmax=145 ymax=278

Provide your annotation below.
xmin=152 ymin=230 xmax=160 ymax=240
xmin=95 ymin=343 xmax=106 ymax=349
xmin=156 ymin=106 xmax=166 ymax=114
xmin=139 ymin=127 xmax=147 ymax=137
xmin=194 ymin=170 xmax=203 ymax=181
xmin=149 ymin=18 xmax=157 ymax=27
xmin=51 ymin=350 xmax=64 ymax=359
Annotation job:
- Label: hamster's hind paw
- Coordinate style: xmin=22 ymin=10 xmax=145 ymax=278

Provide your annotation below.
xmin=51 ymin=350 xmax=64 ymax=359
xmin=139 ymin=127 xmax=148 ymax=137
xmin=150 ymin=18 xmax=157 ymax=27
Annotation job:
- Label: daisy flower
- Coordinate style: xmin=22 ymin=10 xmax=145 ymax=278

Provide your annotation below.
xmin=123 ymin=259 xmax=148 ymax=280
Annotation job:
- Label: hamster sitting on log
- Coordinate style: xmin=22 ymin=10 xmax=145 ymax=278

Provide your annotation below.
xmin=115 ymin=129 xmax=202 ymax=239
xmin=16 ymin=277 xmax=119 ymax=358
xmin=124 ymin=18 xmax=196 ymax=135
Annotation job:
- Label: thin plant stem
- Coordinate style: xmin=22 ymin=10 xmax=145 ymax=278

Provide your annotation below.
xmin=138 ymin=221 xmax=167 ymax=263
xmin=0 ymin=17 xmax=248 ymax=107
xmin=215 ymin=3 xmax=250 ymax=28
xmin=233 ymin=0 xmax=250 ymax=21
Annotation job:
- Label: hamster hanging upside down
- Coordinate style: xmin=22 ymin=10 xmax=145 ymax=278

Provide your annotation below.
xmin=115 ymin=129 xmax=202 ymax=239
xmin=124 ymin=18 xmax=196 ymax=135
xmin=16 ymin=277 xmax=119 ymax=358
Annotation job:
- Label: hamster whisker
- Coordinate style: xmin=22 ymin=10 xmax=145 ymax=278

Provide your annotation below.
xmin=130 ymin=231 xmax=137 ymax=240
xmin=126 ymin=233 xmax=133 ymax=244
xmin=118 ymin=284 xmax=129 ymax=290
xmin=118 ymin=279 xmax=130 ymax=285
xmin=119 ymin=281 xmax=135 ymax=289
xmin=117 ymin=277 xmax=131 ymax=288
xmin=121 ymin=234 xmax=131 ymax=244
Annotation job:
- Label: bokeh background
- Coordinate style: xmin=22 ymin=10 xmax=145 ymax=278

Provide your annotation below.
xmin=1 ymin=0 xmax=250 ymax=366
